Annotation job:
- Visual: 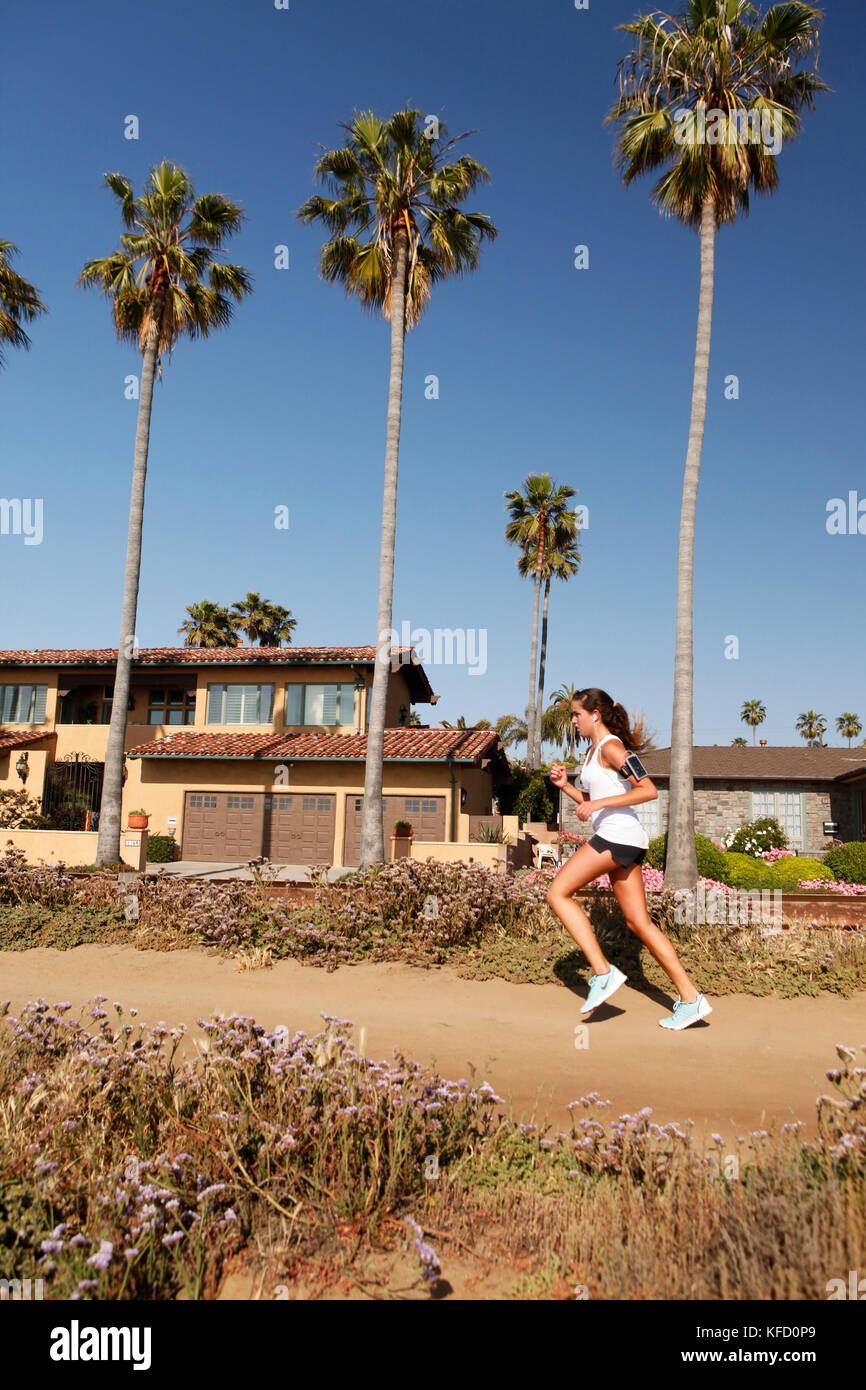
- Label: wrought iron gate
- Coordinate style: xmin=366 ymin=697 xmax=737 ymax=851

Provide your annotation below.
xmin=42 ymin=755 xmax=105 ymax=830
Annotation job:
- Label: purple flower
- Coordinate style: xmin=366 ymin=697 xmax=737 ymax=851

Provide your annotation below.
xmin=86 ymin=1240 xmax=113 ymax=1271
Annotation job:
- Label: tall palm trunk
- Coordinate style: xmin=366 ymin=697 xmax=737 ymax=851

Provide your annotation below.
xmin=534 ymin=573 xmax=551 ymax=766
xmin=360 ymin=228 xmax=408 ymax=867
xmin=525 ymin=518 xmax=545 ymax=771
xmin=663 ymin=197 xmax=716 ymax=892
xmin=95 ymin=312 xmax=161 ymax=864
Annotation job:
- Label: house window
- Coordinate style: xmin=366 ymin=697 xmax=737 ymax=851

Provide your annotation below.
xmin=749 ymin=789 xmax=804 ymax=850
xmin=404 ymin=798 xmax=421 ymax=814
xmin=284 ymin=683 xmax=356 ymax=727
xmin=0 ymin=684 xmax=47 ymax=724
xmin=206 ymin=684 xmax=274 ymax=725
xmin=148 ymin=688 xmax=196 ymax=725
xmin=421 ymin=798 xmax=437 ymax=814
xmin=188 ymin=794 xmax=217 ymax=809
xmin=227 ymin=795 xmax=255 ymax=809
xmin=633 ymin=791 xmax=662 ymax=839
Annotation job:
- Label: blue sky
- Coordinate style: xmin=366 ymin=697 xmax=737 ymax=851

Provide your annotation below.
xmin=2 ymin=0 xmax=863 ymax=750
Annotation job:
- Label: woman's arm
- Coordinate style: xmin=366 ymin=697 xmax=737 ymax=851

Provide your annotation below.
xmin=594 ymin=737 xmax=658 ymax=809
xmin=562 ymin=782 xmax=588 ymax=805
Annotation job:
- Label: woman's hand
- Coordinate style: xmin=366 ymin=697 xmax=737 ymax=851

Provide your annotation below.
xmin=549 ymin=762 xmax=568 ymax=789
xmin=576 ymin=800 xmax=596 ymax=822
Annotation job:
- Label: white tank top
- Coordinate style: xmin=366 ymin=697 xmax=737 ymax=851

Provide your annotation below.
xmin=578 ymin=733 xmax=650 ymax=849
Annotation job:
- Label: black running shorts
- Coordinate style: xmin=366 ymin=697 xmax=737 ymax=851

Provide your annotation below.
xmin=588 ymin=834 xmax=647 ymax=868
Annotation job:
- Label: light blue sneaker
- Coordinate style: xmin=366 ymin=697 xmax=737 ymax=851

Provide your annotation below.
xmin=580 ymin=963 xmax=627 ymax=1016
xmin=658 ymin=994 xmax=712 ymax=1029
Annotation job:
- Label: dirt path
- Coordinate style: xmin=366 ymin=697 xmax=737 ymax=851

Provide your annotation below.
xmin=2 ymin=944 xmax=862 ymax=1158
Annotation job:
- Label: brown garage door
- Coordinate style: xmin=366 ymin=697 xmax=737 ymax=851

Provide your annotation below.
xmin=182 ymin=792 xmax=265 ymax=862
xmin=343 ymin=794 xmax=446 ymax=866
xmin=264 ymin=793 xmax=335 ymax=864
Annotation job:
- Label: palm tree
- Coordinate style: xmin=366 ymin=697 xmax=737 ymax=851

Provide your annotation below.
xmin=258 ymin=603 xmax=296 ymax=647
xmin=80 ymin=160 xmax=253 ymax=864
xmin=0 ymin=240 xmax=47 ymax=368
xmin=836 ymin=713 xmax=862 ymax=749
xmin=177 ymin=600 xmax=240 ymax=648
xmin=628 ymin=709 xmax=659 ymax=753
xmin=298 ymin=107 xmax=496 ymax=868
xmin=608 ymin=1 xmax=827 ymax=891
xmin=505 ymin=475 xmax=577 ymax=772
xmin=518 ymin=514 xmax=581 ymax=766
xmin=796 ymin=710 xmax=826 ymax=747
xmin=740 ymin=698 xmax=767 ymax=745
xmin=732 ymin=736 xmax=748 ymax=745
xmin=548 ymin=684 xmax=581 ymax=759
xmin=495 ymin=713 xmax=529 ymax=752
xmin=439 ymin=716 xmax=493 ymax=730
xmin=230 ymin=592 xmax=272 ymax=646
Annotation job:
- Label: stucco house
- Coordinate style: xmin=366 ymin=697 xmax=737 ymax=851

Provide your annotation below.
xmin=0 ymin=646 xmax=511 ymax=866
xmin=561 ymin=745 xmax=866 ymax=854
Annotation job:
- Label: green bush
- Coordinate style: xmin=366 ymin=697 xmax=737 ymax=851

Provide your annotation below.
xmin=726 ymin=817 xmax=787 ymax=856
xmin=145 ymin=835 xmax=179 ymax=863
xmin=823 ymin=841 xmax=866 ymax=886
xmin=513 ymin=776 xmax=553 ymax=828
xmin=646 ymin=832 xmax=732 ymax=885
xmin=765 ymin=857 xmax=835 ymax=890
xmin=719 ymin=854 xmax=835 ymax=891
xmin=722 ymin=852 xmax=777 ymax=889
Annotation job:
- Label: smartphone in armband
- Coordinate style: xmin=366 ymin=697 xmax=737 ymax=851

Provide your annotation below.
xmin=619 ymin=752 xmax=649 ymax=782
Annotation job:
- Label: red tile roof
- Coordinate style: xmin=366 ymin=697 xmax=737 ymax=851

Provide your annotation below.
xmin=0 ymin=644 xmax=434 ymax=702
xmin=0 ymin=646 xmax=411 ymax=666
xmin=639 ymin=745 xmax=866 ymax=782
xmin=0 ymin=728 xmax=55 ymax=754
xmin=127 ymin=727 xmax=504 ymax=765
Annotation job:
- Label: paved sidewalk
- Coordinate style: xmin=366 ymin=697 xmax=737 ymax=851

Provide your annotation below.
xmin=140 ymin=861 xmax=355 ymax=883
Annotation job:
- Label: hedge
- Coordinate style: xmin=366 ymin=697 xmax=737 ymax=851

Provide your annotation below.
xmin=823 ymin=841 xmax=866 ymax=886
xmin=646 ymin=832 xmax=731 ymax=885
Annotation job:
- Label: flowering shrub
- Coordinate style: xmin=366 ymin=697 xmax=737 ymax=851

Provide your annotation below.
xmin=815 ymin=1044 xmax=866 ymax=1175
xmin=0 ymin=998 xmax=508 ymax=1299
xmin=723 ymin=818 xmax=787 ymax=857
xmin=1 ymin=1000 xmax=863 ymax=1298
xmin=761 ymin=847 xmax=795 ymax=863
xmin=797 ymin=878 xmax=866 ymax=895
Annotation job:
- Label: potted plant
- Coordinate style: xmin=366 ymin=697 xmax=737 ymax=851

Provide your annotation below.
xmin=127 ymin=808 xmax=150 ymax=829
xmin=393 ymin=819 xmax=413 ymax=837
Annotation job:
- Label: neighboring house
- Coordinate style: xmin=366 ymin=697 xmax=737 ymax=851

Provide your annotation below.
xmin=0 ymin=647 xmax=511 ymax=865
xmin=561 ymin=746 xmax=866 ymax=855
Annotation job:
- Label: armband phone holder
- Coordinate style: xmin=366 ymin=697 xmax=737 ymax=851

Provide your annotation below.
xmin=620 ymin=753 xmax=649 ymax=782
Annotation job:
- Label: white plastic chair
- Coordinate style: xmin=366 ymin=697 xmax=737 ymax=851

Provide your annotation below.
xmin=534 ymin=841 xmax=560 ymax=872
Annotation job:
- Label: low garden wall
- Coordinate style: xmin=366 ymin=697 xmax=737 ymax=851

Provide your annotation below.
xmin=0 ymin=829 xmax=142 ymax=870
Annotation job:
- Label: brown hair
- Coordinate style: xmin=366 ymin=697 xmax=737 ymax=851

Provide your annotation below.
xmin=574 ymin=687 xmax=637 ymax=751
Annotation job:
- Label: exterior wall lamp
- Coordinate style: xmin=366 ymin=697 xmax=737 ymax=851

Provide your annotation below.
xmin=16 ymin=751 xmax=29 ymax=783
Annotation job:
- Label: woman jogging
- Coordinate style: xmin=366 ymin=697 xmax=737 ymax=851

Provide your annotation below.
xmin=547 ymin=687 xmax=712 ymax=1030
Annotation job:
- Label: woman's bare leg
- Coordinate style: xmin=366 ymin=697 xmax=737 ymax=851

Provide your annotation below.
xmin=609 ymin=863 xmax=699 ymax=1002
xmin=545 ymin=842 xmax=620 ymax=976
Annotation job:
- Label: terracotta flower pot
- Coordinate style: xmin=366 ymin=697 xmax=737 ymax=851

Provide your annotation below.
xmin=127 ymin=814 xmax=149 ymax=829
